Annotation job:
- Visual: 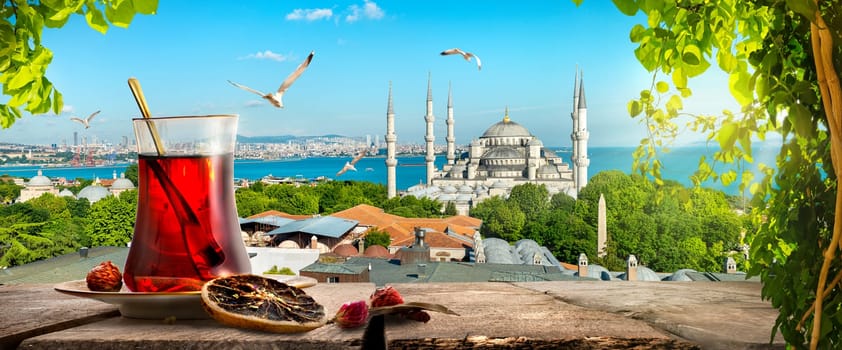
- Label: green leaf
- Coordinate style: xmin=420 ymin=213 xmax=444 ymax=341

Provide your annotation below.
xmin=785 ymin=0 xmax=816 ymax=21
xmin=628 ymin=100 xmax=643 ymax=117
xmin=717 ymin=120 xmax=738 ymax=150
xmin=789 ymin=104 xmax=812 ymax=138
xmin=85 ymin=8 xmax=109 ymax=34
xmin=8 ymin=66 xmax=34 ymax=90
xmin=666 ymin=94 xmax=682 ymax=116
xmin=105 ymin=0 xmax=137 ymax=28
xmin=716 ymin=50 xmax=737 ymax=73
xmin=656 ymin=81 xmax=669 ymax=93
xmin=571 ymin=0 xmax=584 ymax=6
xmin=52 ymin=89 xmax=63 ymax=115
xmin=682 ymin=44 xmax=701 ymax=65
xmin=132 ymin=0 xmax=159 ymax=15
xmin=48 ymin=7 xmax=75 ymax=22
xmin=672 ymin=67 xmax=687 ymax=88
xmin=728 ymin=70 xmax=752 ymax=106
xmin=630 ymin=24 xmax=647 ymax=42
xmin=612 ymin=0 xmax=639 ymax=16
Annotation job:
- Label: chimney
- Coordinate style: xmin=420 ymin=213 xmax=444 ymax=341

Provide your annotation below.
xmin=724 ymin=257 xmax=737 ymax=274
xmin=310 ymin=235 xmax=318 ymax=250
xmin=626 ymin=255 xmax=639 ymax=281
xmin=577 ymin=253 xmax=588 ymax=278
xmin=79 ymin=247 xmax=89 ymax=259
xmin=413 ymin=227 xmax=426 ymax=248
xmin=358 ymin=238 xmax=365 ymax=255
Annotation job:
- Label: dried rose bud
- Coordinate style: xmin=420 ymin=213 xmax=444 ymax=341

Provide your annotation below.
xmin=86 ymin=260 xmax=123 ymax=292
xmin=403 ymin=309 xmax=431 ymax=323
xmin=334 ymin=300 xmax=369 ymax=329
xmin=370 ymin=285 xmax=404 ymax=307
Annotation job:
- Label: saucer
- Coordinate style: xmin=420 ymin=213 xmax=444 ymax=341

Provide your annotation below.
xmin=54 ymin=275 xmax=317 ymax=319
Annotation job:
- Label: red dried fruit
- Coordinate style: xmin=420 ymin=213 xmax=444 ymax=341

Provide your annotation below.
xmin=333 ymin=300 xmax=369 ymax=328
xmin=86 ymin=260 xmax=123 ymax=292
xmin=370 ymin=285 xmax=404 ymax=307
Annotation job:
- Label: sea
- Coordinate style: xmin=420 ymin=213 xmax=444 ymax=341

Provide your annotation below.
xmin=0 ymin=146 xmax=779 ymax=196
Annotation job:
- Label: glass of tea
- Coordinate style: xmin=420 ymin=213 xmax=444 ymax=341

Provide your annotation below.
xmin=124 ymin=115 xmax=251 ymax=292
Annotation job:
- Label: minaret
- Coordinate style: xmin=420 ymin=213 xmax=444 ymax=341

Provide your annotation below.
xmin=385 ymin=82 xmax=398 ymax=198
xmin=597 ymin=193 xmax=606 ymax=257
xmin=570 ymin=69 xmax=579 ymax=186
xmin=424 ymin=73 xmax=436 ymax=185
xmin=574 ymin=72 xmax=590 ymax=192
xmin=444 ymin=81 xmax=456 ymax=172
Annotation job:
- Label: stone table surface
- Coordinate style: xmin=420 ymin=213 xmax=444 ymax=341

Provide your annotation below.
xmin=1 ymin=281 xmax=784 ymax=349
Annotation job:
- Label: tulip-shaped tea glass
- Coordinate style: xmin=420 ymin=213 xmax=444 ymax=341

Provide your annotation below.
xmin=124 ymin=115 xmax=251 ymax=292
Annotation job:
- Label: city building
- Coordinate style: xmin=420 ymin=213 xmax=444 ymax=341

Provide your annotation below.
xmin=18 ymin=170 xmax=59 ymax=202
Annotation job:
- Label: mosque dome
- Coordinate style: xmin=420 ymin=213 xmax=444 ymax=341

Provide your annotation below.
xmin=527 ymin=138 xmax=543 ymax=146
xmin=28 ymin=170 xmax=52 ymax=187
xmin=77 ymin=184 xmax=111 ymax=203
xmin=491 ymin=180 xmax=508 ymax=189
xmin=59 ymin=189 xmax=75 ymax=198
xmin=438 ymin=193 xmax=456 ymax=202
xmin=111 ymin=173 xmax=135 ymax=190
xmin=664 ymin=269 xmax=697 ymax=282
xmin=442 ymin=185 xmax=458 ymax=194
xmin=481 ymin=118 xmax=531 ymax=138
xmin=458 ymin=185 xmax=473 ymax=194
xmin=482 ymin=146 xmax=522 ymax=160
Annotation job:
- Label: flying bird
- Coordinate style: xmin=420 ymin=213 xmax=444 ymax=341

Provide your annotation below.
xmin=440 ymin=48 xmax=481 ymax=71
xmin=336 ymin=150 xmax=367 ymax=176
xmin=69 ymin=110 xmax=101 ymax=129
xmin=228 ymin=50 xmax=315 ymax=108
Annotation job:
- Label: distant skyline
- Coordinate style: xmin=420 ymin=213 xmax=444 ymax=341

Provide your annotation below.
xmin=0 ymin=1 xmax=738 ymax=148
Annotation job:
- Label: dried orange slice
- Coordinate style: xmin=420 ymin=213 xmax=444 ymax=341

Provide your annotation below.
xmin=200 ymin=274 xmax=326 ymax=333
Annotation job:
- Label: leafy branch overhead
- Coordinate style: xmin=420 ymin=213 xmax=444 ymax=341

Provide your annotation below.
xmin=573 ymin=0 xmax=841 ymax=348
xmin=0 ymin=0 xmax=158 ymax=128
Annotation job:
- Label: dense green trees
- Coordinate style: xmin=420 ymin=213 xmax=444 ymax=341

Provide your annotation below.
xmin=363 ymin=228 xmax=391 ymax=249
xmin=471 ymin=173 xmax=744 ymax=273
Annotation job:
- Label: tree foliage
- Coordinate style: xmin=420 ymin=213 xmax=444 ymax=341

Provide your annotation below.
xmin=364 ymin=227 xmax=391 ymax=249
xmin=0 ymin=0 xmax=158 ymax=128
xmin=587 ymin=0 xmax=842 ymax=347
xmin=85 ymin=195 xmax=135 ymax=247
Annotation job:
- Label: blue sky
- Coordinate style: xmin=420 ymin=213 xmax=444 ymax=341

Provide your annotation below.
xmin=1 ymin=1 xmax=737 ymax=147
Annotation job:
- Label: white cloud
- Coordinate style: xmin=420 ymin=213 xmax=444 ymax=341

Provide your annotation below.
xmin=345 ymin=0 xmax=384 ymax=23
xmin=239 ymin=50 xmax=288 ymax=62
xmin=61 ymin=105 xmax=74 ymax=113
xmin=286 ymin=8 xmax=333 ymax=21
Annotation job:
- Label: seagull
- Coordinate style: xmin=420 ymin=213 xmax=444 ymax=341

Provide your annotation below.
xmin=440 ymin=48 xmax=481 ymax=71
xmin=228 ymin=50 xmax=315 ymax=108
xmin=336 ymin=150 xmax=367 ymax=176
xmin=69 ymin=110 xmax=101 ymax=129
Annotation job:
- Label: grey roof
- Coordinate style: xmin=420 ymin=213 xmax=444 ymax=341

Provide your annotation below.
xmin=574 ymin=264 xmax=612 ymax=280
xmin=240 ymin=215 xmax=295 ymax=228
xmin=617 ymin=265 xmax=661 ymax=281
xmin=664 ymin=269 xmax=698 ymax=282
xmin=267 ymin=215 xmax=359 ymax=238
xmin=537 ymin=164 xmax=559 ymax=175
xmin=300 ymin=262 xmax=367 ymax=275
xmin=28 ymin=170 xmax=52 ymax=187
xmin=482 ymin=238 xmax=518 ymax=264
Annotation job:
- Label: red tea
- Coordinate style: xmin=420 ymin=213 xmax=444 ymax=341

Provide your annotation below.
xmin=124 ymin=153 xmax=251 ymax=292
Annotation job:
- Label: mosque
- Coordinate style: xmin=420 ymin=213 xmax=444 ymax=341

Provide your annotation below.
xmin=385 ymin=72 xmax=590 ymax=215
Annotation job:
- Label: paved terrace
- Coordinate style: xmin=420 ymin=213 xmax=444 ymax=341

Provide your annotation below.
xmin=2 ymin=281 xmax=784 ymax=349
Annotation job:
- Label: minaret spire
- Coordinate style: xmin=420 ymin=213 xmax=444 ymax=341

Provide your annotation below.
xmin=385 ymin=81 xmax=398 ymax=198
xmin=571 ymin=68 xmax=580 ymax=187
xmin=424 ymin=73 xmax=436 ymax=185
xmin=574 ymin=70 xmax=590 ymax=192
xmin=445 ymin=81 xmax=456 ymax=169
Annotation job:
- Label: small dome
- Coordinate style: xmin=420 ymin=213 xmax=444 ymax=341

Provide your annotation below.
xmin=665 ymin=269 xmax=697 ymax=282
xmin=481 ymin=119 xmax=531 ymax=138
xmin=456 ymin=193 xmax=472 ymax=202
xmin=491 ymin=180 xmax=508 ymax=189
xmin=28 ymin=170 xmax=52 ymax=187
xmin=77 ymin=185 xmax=111 ymax=203
xmin=443 ymin=185 xmax=458 ymax=194
xmin=111 ymin=173 xmax=135 ymax=190
xmin=482 ymin=146 xmax=522 ymax=159
xmin=59 ymin=189 xmax=75 ymax=198
xmin=278 ymin=240 xmax=300 ymax=249
xmin=363 ymin=245 xmax=391 ymax=258
xmin=458 ymin=185 xmax=473 ymax=193
xmin=527 ymin=138 xmax=543 ymax=146
xmin=332 ymin=244 xmax=358 ymax=257
xmin=438 ymin=193 xmax=456 ymax=201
